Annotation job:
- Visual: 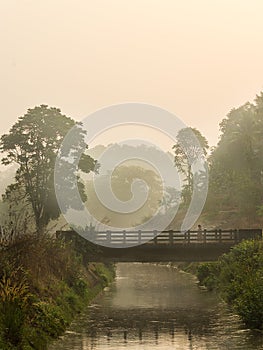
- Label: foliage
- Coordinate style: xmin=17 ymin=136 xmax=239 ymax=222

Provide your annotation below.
xmin=85 ymin=164 xmax=163 ymax=228
xmin=196 ymin=262 xmax=220 ymax=291
xmin=219 ymin=240 xmax=263 ymax=328
xmin=0 ymin=268 xmax=32 ymax=347
xmin=94 ymin=263 xmax=116 ymax=286
xmin=197 ymin=239 xmax=263 ymax=329
xmin=0 ymin=186 xmax=35 ymax=239
xmin=30 ymin=301 xmax=67 ymax=338
xmin=0 ymin=234 xmax=115 ymax=349
xmin=206 ymin=93 xmax=263 ymax=225
xmin=0 ymin=105 xmax=97 ymax=233
xmin=173 ymin=127 xmax=209 ymax=205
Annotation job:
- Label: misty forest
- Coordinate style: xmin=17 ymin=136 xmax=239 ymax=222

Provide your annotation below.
xmin=1 ymin=92 xmax=263 ymax=349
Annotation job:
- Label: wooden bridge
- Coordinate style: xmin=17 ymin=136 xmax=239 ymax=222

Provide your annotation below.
xmin=56 ymin=228 xmax=262 ymax=262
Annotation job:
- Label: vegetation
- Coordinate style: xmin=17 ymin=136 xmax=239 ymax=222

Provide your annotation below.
xmin=0 ymin=105 xmax=97 ymax=234
xmin=85 ymin=163 xmax=163 ymax=228
xmin=0 ymin=105 xmax=114 ymax=349
xmin=0 ymin=234 xmax=115 ymax=349
xmin=1 ymin=89 xmax=263 ymax=345
xmin=168 ymin=92 xmax=263 ymax=228
xmin=195 ymin=239 xmax=263 ymax=329
xmin=173 ymin=127 xmax=209 ymax=205
xmin=206 ymin=92 xmax=263 ymax=227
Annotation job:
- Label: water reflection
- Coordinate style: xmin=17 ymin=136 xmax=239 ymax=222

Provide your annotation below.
xmin=49 ymin=263 xmax=263 ymax=350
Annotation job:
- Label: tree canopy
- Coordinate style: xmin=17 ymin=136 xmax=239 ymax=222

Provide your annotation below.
xmin=0 ymin=105 xmax=96 ymax=233
xmin=173 ymin=127 xmax=209 ymax=205
xmin=206 ymin=92 xmax=263 ymax=225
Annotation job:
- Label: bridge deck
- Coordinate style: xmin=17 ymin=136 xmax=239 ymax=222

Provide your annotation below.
xmin=69 ymin=228 xmax=262 ymax=246
xmin=56 ymin=228 xmax=262 ymax=262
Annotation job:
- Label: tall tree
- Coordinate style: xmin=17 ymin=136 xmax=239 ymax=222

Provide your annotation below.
xmin=173 ymin=127 xmax=209 ymax=204
xmin=207 ymin=94 xmax=263 ymax=225
xmin=0 ymin=105 xmax=96 ymax=233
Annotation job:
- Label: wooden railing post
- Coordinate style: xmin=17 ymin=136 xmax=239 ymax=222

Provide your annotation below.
xmin=230 ymin=229 xmax=233 ymax=241
xmin=187 ymin=230 xmax=191 ymax=244
xmin=234 ymin=229 xmax=238 ymax=243
xmin=219 ymin=229 xmax=222 ymax=243
xmin=215 ymin=229 xmax=218 ymax=242
xmin=138 ymin=230 xmax=142 ymax=245
xmin=123 ymin=230 xmax=126 ymax=245
xmin=203 ymin=229 xmax=207 ymax=244
xmin=154 ymin=230 xmax=158 ymax=244
xmin=169 ymin=230 xmax=173 ymax=245
xmin=107 ymin=230 xmax=111 ymax=244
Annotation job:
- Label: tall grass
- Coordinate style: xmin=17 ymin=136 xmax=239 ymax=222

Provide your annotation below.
xmin=0 ymin=234 xmax=115 ymax=349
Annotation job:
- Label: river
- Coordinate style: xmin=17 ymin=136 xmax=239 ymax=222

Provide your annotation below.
xmin=49 ymin=263 xmax=263 ymax=350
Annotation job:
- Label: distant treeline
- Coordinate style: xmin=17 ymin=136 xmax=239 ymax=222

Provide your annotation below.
xmin=1 ymin=93 xmax=263 ymax=237
xmin=204 ymin=92 xmax=263 ymax=227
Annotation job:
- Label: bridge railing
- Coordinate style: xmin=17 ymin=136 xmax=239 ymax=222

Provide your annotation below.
xmin=56 ymin=228 xmax=262 ymax=246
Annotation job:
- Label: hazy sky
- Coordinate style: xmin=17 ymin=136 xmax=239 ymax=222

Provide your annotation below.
xmin=1 ymin=0 xmax=263 ymax=147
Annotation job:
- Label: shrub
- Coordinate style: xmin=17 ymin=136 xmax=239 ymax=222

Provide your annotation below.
xmin=73 ymin=278 xmax=88 ymax=297
xmin=217 ymin=240 xmax=263 ymax=329
xmin=29 ymin=301 xmax=67 ymax=338
xmin=0 ymin=268 xmax=32 ymax=347
xmin=196 ymin=262 xmax=220 ymax=291
xmin=0 ymin=234 xmax=115 ymax=348
xmin=233 ymin=273 xmax=263 ymax=329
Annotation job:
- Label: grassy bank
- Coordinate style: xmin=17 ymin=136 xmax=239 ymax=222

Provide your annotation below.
xmin=0 ymin=235 xmax=115 ymax=349
xmin=179 ymin=240 xmax=263 ymax=330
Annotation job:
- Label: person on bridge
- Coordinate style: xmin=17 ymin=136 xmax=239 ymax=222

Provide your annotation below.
xmin=197 ymin=224 xmax=203 ymax=242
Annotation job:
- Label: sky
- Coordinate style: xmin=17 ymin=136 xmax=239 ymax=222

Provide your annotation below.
xmin=1 ymin=0 xmax=263 ymax=149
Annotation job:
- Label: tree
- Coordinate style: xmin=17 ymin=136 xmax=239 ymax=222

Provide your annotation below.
xmin=173 ymin=127 xmax=209 ymax=204
xmin=85 ymin=164 xmax=163 ymax=228
xmin=0 ymin=105 xmax=96 ymax=234
xmin=207 ymin=96 xmax=263 ymax=225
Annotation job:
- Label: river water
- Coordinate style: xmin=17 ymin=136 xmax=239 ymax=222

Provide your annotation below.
xmin=49 ymin=263 xmax=263 ymax=350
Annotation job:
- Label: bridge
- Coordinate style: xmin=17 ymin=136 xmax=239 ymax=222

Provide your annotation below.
xmin=56 ymin=228 xmax=262 ymax=262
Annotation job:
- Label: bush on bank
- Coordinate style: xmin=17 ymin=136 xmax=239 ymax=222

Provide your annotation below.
xmin=195 ymin=239 xmax=263 ymax=329
xmin=0 ymin=235 xmax=115 ymax=349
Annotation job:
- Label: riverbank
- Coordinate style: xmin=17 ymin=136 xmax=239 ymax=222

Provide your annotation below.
xmin=0 ymin=235 xmax=115 ymax=349
xmin=178 ymin=239 xmax=263 ymax=330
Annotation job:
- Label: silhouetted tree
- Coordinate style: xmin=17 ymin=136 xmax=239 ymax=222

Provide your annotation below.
xmin=173 ymin=127 xmax=209 ymax=204
xmin=0 ymin=105 xmax=96 ymax=233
